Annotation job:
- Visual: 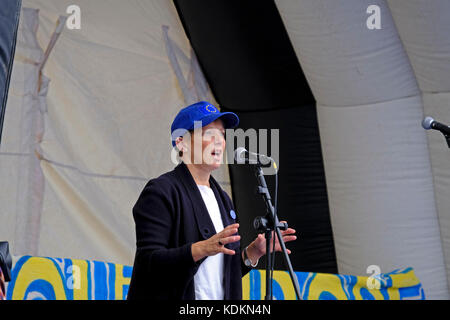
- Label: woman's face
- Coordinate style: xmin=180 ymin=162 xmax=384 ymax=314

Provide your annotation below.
xmin=183 ymin=119 xmax=226 ymax=171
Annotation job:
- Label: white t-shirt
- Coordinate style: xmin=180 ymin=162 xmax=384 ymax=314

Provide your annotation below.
xmin=194 ymin=184 xmax=225 ymax=300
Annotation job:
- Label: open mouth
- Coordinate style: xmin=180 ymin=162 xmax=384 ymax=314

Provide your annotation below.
xmin=211 ymin=150 xmax=222 ymax=158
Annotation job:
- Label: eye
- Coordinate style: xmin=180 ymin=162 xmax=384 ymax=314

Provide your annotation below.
xmin=202 ymin=129 xmax=225 ymax=141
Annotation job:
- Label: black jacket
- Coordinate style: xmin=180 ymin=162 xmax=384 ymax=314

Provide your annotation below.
xmin=127 ymin=162 xmax=251 ymax=300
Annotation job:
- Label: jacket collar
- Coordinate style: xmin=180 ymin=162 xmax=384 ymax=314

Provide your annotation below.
xmin=174 ymin=161 xmax=232 ymax=240
xmin=209 ymin=176 xmax=234 ymax=227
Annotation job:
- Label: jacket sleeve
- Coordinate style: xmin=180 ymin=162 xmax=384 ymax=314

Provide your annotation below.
xmin=132 ymin=180 xmax=200 ymax=283
xmin=241 ymin=257 xmax=253 ymax=277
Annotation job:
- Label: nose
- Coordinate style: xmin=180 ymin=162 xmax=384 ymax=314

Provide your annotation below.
xmin=212 ymin=134 xmax=225 ymax=145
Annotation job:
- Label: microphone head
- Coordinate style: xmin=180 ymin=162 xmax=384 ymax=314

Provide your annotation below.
xmin=234 ymin=147 xmax=247 ymax=164
xmin=422 ymin=116 xmax=434 ymax=130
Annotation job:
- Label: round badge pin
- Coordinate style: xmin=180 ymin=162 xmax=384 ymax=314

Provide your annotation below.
xmin=230 ymin=210 xmax=236 ymax=220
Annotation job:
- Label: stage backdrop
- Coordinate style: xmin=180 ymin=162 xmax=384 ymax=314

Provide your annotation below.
xmin=274 ymin=0 xmax=449 ymax=299
xmin=0 ymin=0 xmax=230 ymax=266
xmin=386 ymin=0 xmax=450 ymax=295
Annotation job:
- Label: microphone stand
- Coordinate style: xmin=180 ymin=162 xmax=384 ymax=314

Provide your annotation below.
xmin=252 ymin=161 xmax=301 ymax=300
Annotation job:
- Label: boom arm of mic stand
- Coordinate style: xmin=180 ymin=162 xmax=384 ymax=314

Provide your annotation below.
xmin=444 ymin=134 xmax=450 ymax=148
xmin=253 ymin=165 xmax=301 ymax=300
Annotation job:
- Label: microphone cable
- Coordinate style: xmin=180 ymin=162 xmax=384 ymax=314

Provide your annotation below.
xmin=270 ymin=161 xmax=278 ymax=299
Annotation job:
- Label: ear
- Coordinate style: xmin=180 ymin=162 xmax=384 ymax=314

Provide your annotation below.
xmin=175 ymin=136 xmax=187 ymax=152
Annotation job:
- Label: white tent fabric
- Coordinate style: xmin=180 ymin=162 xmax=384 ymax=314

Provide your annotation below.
xmin=387 ymin=0 xmax=450 ymax=93
xmin=275 ymin=0 xmax=449 ymax=298
xmin=0 ymin=0 xmax=229 ymax=266
xmin=387 ymin=0 xmax=450 ymax=293
xmin=273 ymin=0 xmax=418 ymax=107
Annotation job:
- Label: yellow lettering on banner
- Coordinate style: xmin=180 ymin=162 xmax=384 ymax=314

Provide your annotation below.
xmin=272 ymin=271 xmax=296 ymax=300
xmin=385 ymin=287 xmax=400 ymax=300
xmin=242 ymin=272 xmax=251 ymax=300
xmin=258 ymin=270 xmax=266 ymax=299
xmin=242 ymin=270 xmax=297 ymax=300
xmin=307 ymin=274 xmax=347 ymax=300
xmin=257 ymin=270 xmax=295 ymax=300
xmin=391 ymin=270 xmax=420 ymax=288
xmin=12 ymin=257 xmax=66 ymax=300
xmin=115 ymin=264 xmax=130 ymax=300
xmin=71 ymin=259 xmax=88 ymax=300
xmin=352 ymin=276 xmax=385 ymax=300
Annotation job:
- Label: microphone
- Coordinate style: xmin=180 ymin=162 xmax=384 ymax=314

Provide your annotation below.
xmin=234 ymin=147 xmax=272 ymax=165
xmin=422 ymin=116 xmax=450 ymax=135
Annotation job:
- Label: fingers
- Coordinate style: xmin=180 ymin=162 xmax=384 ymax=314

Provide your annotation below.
xmin=279 ymin=221 xmax=296 ymax=244
xmin=262 ymin=230 xmax=296 ymax=242
xmin=281 ymin=235 xmax=297 ymax=245
xmin=216 ymin=236 xmax=239 ymax=256
xmin=205 ymin=224 xmax=240 ymax=256
xmin=222 ymin=247 xmax=237 ymax=256
xmin=219 ymin=223 xmax=239 ymax=238
xmin=216 ymin=224 xmax=239 ymax=244
xmin=282 ymin=227 xmax=296 ymax=234
xmin=218 ymin=224 xmax=240 ymax=255
xmin=218 ymin=234 xmax=241 ymax=246
xmin=279 ymin=221 xmax=296 ymax=235
xmin=281 ymin=229 xmax=296 ymax=238
xmin=276 ymin=222 xmax=297 ymax=253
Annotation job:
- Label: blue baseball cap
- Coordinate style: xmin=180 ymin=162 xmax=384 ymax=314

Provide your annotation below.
xmin=171 ymin=101 xmax=239 ymax=147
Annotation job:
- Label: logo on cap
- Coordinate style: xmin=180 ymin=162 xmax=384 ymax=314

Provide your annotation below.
xmin=205 ymin=104 xmax=218 ymax=113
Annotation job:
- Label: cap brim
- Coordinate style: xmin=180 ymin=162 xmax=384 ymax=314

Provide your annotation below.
xmin=198 ymin=112 xmax=240 ymax=130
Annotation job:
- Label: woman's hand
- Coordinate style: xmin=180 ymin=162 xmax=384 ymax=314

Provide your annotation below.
xmin=191 ymin=223 xmax=241 ymax=262
xmin=245 ymin=222 xmax=297 ymax=265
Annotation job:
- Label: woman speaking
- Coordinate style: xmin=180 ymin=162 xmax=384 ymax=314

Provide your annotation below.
xmin=127 ymin=101 xmax=296 ymax=300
